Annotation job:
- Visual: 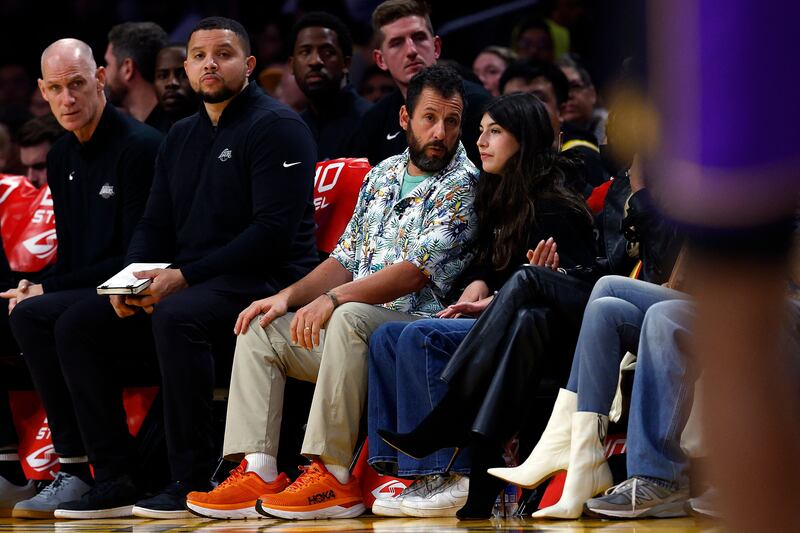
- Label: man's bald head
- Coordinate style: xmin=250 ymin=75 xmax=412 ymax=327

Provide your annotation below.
xmin=41 ymin=39 xmax=97 ymax=77
xmin=38 ymin=38 xmax=107 ymax=142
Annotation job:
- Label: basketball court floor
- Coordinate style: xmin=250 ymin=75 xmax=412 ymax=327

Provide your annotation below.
xmin=0 ymin=516 xmax=717 ymax=532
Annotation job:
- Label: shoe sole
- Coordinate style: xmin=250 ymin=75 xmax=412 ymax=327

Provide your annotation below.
xmin=54 ymin=505 xmax=134 ymax=519
xmin=131 ymin=506 xmax=194 ymax=519
xmin=371 ymin=501 xmax=406 ymax=517
xmin=186 ymin=500 xmax=264 ymax=520
xmin=584 ymin=500 xmax=688 ymax=519
xmin=255 ymin=499 xmax=366 ymax=520
xmin=400 ymin=500 xmax=464 ymax=518
xmin=12 ymin=508 xmax=55 ymax=519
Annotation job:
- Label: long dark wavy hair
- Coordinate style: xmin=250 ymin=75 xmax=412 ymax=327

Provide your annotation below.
xmin=475 ymin=92 xmax=592 ymax=270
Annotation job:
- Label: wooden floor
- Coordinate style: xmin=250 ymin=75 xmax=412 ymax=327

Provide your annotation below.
xmin=0 ymin=516 xmax=719 ymax=532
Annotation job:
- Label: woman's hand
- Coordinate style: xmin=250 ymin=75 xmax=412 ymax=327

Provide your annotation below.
xmin=527 ymin=237 xmax=559 ymax=271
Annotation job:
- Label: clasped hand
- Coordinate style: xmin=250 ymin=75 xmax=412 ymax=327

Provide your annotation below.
xmin=110 ymin=268 xmax=188 ymax=318
xmin=0 ymin=279 xmax=43 ymax=313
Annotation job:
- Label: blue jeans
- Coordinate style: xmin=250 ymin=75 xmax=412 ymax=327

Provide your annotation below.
xmin=565 ymin=276 xmax=685 ymax=413
xmin=626 ymin=299 xmax=694 ymax=485
xmin=627 ymin=298 xmax=800 ymax=485
xmin=367 ymin=319 xmax=473 ymax=476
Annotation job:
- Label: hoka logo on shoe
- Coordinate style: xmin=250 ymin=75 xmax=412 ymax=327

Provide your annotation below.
xmin=307 ymin=490 xmax=335 ymax=505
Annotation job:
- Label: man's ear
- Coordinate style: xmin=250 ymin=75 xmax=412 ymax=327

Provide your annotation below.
xmin=121 ymin=58 xmax=135 ymax=82
xmin=37 ymin=79 xmax=49 ymax=102
xmin=373 ymin=49 xmax=388 ymax=71
xmin=245 ymin=56 xmax=256 ymax=78
xmin=433 ymin=35 xmax=442 ymax=60
xmin=96 ymin=66 xmax=106 ymax=93
xmin=399 ymin=104 xmax=410 ymax=131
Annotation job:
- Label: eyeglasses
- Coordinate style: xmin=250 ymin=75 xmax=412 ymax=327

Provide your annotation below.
xmin=28 ymin=162 xmax=47 ymax=171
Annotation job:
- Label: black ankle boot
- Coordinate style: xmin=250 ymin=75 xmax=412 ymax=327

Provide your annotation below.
xmin=456 ymin=436 xmax=507 ymax=520
xmin=378 ymin=391 xmax=472 ymax=461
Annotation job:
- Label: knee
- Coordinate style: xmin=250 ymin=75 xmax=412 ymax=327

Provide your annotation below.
xmin=641 ymin=300 xmax=690 ymax=347
xmin=8 ymin=296 xmax=42 ymax=336
xmin=588 ymin=275 xmax=626 ymax=300
xmin=584 ymin=296 xmax=626 ymax=323
xmin=150 ymin=299 xmax=192 ymax=335
xmin=326 ymin=302 xmax=371 ymax=335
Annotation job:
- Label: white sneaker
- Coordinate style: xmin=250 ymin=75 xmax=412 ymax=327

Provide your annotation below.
xmin=371 ymin=479 xmax=413 ymax=517
xmin=400 ymin=474 xmax=469 ymax=517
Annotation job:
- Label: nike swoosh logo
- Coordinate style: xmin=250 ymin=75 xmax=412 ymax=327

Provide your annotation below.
xmin=386 ymin=131 xmax=401 ymax=140
xmin=283 ymin=161 xmax=302 ymax=168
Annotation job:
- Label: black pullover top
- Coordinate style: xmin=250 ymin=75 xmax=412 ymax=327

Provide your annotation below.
xmin=42 ymin=104 xmax=162 ymax=293
xmin=126 ymin=82 xmax=319 ymax=286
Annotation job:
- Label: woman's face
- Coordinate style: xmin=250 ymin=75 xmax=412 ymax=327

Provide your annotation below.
xmin=477 ymin=112 xmax=520 ymax=175
xmin=472 ymin=52 xmax=506 ymax=97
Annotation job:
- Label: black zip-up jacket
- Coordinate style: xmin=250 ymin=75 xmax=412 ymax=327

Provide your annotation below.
xmin=126 ymin=82 xmax=319 ymax=286
xmin=346 ymin=79 xmax=489 ymax=166
xmin=42 ymin=104 xmax=162 ymax=292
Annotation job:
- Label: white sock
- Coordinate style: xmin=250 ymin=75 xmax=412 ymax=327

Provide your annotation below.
xmin=324 ymin=462 xmax=350 ymax=484
xmin=244 ymin=452 xmax=278 ymax=482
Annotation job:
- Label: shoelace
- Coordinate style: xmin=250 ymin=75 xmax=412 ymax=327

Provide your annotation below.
xmin=38 ymin=473 xmax=68 ymax=497
xmin=216 ymin=462 xmax=247 ymax=491
xmin=284 ymin=463 xmax=325 ymax=494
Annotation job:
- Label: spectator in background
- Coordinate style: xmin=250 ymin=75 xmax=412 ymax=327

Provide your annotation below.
xmin=0 ymin=124 xmax=21 ymax=174
xmin=0 ymin=65 xmax=33 ymax=132
xmin=28 ymin=87 xmax=50 ymax=118
xmin=15 ymin=114 xmax=65 ymax=189
xmin=289 ymin=12 xmax=372 ymax=161
xmin=104 ymin=22 xmax=169 ymax=131
xmin=153 ymin=44 xmax=198 ymax=129
xmin=358 ymin=64 xmax=395 ymax=103
xmin=347 ymin=0 xmax=489 ymax=166
xmin=1 ymin=37 xmax=162 ymax=520
xmin=512 ymin=18 xmax=556 ymax=63
xmin=472 ymin=46 xmax=516 ymax=97
xmin=499 ymin=59 xmax=606 ymax=195
xmin=558 ymin=55 xmax=607 ymax=144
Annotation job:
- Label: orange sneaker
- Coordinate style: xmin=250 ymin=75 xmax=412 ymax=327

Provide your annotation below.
xmin=186 ymin=459 xmax=289 ymax=519
xmin=255 ymin=461 xmax=365 ymax=520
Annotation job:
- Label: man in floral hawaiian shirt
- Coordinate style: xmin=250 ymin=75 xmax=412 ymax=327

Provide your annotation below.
xmin=185 ymin=64 xmax=479 ymax=521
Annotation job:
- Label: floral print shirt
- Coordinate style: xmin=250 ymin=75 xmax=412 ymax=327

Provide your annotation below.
xmin=331 ymin=143 xmax=479 ymax=316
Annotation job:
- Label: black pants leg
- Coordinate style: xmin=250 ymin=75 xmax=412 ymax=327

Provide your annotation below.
xmin=58 ymin=276 xmax=272 ymax=483
xmin=56 ymin=295 xmax=156 ymax=482
xmin=9 ymin=288 xmax=96 ymax=458
xmin=149 ymin=275 xmax=272 ymax=482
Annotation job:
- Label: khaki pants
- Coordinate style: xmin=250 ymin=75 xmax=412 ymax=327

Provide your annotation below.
xmin=223 ymin=302 xmax=420 ymax=466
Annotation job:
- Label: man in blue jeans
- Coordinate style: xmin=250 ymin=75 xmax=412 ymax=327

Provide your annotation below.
xmin=586 ymin=296 xmax=800 ymax=519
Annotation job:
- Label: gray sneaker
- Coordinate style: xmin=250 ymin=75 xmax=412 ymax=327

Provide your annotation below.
xmin=0 ymin=475 xmax=36 ymax=516
xmin=584 ymin=476 xmax=688 ymax=518
xmin=13 ymin=472 xmax=91 ymax=519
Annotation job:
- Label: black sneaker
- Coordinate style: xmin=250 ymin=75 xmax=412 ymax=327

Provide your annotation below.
xmin=54 ymin=474 xmax=138 ymax=519
xmin=132 ymin=481 xmax=211 ymax=519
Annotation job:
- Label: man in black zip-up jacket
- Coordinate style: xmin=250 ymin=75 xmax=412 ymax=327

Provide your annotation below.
xmin=48 ymin=18 xmax=319 ymax=520
xmin=0 ymin=38 xmax=162 ymax=519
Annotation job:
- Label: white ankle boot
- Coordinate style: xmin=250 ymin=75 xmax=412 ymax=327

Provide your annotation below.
xmin=532 ymin=411 xmax=613 ymax=519
xmin=487 ymin=388 xmax=576 ymax=488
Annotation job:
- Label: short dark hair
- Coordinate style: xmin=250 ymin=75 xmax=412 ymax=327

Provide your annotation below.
xmin=372 ymin=0 xmax=434 ymax=47
xmin=107 ymin=22 xmax=168 ymax=84
xmin=499 ymin=59 xmax=569 ymax=105
xmin=16 ymin=114 xmax=65 ymax=147
xmin=189 ymin=17 xmax=251 ymax=56
xmin=558 ymin=54 xmax=593 ymax=87
xmin=290 ymin=12 xmax=353 ymax=58
xmin=405 ymin=64 xmax=465 ymax=117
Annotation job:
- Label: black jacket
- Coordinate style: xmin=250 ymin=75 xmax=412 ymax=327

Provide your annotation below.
xmin=300 ymin=86 xmax=372 ymax=161
xmin=126 ymin=83 xmax=319 ymax=286
xmin=346 ymin=79 xmax=489 ymax=166
xmin=42 ymin=104 xmax=162 ymax=292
